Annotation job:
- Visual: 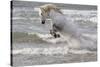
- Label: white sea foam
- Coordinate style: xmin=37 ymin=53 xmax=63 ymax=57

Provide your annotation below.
xmin=13 ymin=46 xmax=69 ymax=55
xmin=69 ymin=49 xmax=95 ymax=54
xmin=13 ymin=46 xmax=96 ymax=55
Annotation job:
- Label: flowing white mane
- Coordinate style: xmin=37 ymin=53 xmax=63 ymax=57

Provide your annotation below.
xmin=40 ymin=4 xmax=62 ymax=14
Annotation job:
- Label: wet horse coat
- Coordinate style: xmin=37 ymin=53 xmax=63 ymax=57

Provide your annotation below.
xmin=48 ymin=9 xmax=81 ymax=48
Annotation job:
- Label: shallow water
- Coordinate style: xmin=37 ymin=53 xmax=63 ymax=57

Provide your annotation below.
xmin=12 ymin=1 xmax=97 ymax=66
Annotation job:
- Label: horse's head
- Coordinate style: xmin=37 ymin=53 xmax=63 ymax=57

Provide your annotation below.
xmin=39 ymin=4 xmax=61 ymax=24
xmin=39 ymin=7 xmax=47 ymax=24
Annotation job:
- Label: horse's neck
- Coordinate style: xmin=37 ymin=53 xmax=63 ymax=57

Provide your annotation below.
xmin=49 ymin=10 xmax=63 ymax=20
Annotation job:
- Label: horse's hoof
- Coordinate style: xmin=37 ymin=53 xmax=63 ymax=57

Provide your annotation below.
xmin=54 ymin=34 xmax=57 ymax=38
xmin=54 ymin=34 xmax=60 ymax=38
xmin=57 ymin=34 xmax=60 ymax=38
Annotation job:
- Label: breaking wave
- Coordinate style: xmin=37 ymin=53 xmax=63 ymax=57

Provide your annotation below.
xmin=13 ymin=32 xmax=97 ymax=51
xmin=13 ymin=32 xmax=66 ymax=44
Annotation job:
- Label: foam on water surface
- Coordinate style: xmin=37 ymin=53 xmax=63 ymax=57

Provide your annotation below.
xmin=13 ymin=46 xmax=69 ymax=55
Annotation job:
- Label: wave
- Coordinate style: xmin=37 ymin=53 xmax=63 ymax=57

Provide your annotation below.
xmin=13 ymin=32 xmax=46 ymax=43
xmin=13 ymin=32 xmax=97 ymax=51
xmin=13 ymin=46 xmax=69 ymax=55
xmin=12 ymin=32 xmax=66 ymax=44
xmin=13 ymin=47 xmax=96 ymax=56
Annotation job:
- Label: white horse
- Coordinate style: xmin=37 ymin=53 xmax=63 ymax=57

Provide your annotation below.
xmin=39 ymin=4 xmax=93 ymax=49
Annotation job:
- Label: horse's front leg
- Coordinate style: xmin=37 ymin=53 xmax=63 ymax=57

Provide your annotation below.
xmin=49 ymin=28 xmax=60 ymax=38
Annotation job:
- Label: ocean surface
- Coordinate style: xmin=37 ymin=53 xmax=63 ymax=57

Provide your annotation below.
xmin=12 ymin=1 xmax=97 ymax=66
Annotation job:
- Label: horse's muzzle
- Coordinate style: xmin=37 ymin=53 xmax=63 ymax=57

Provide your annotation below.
xmin=42 ymin=20 xmax=45 ymax=24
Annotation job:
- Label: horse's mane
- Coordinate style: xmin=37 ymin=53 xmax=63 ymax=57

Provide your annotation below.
xmin=40 ymin=4 xmax=62 ymax=14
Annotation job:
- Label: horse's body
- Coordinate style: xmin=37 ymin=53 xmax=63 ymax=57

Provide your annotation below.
xmin=39 ymin=4 xmax=93 ymax=49
xmin=49 ymin=10 xmax=79 ymax=36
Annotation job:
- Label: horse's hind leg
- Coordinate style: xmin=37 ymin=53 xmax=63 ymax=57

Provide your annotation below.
xmin=50 ymin=29 xmax=60 ymax=38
